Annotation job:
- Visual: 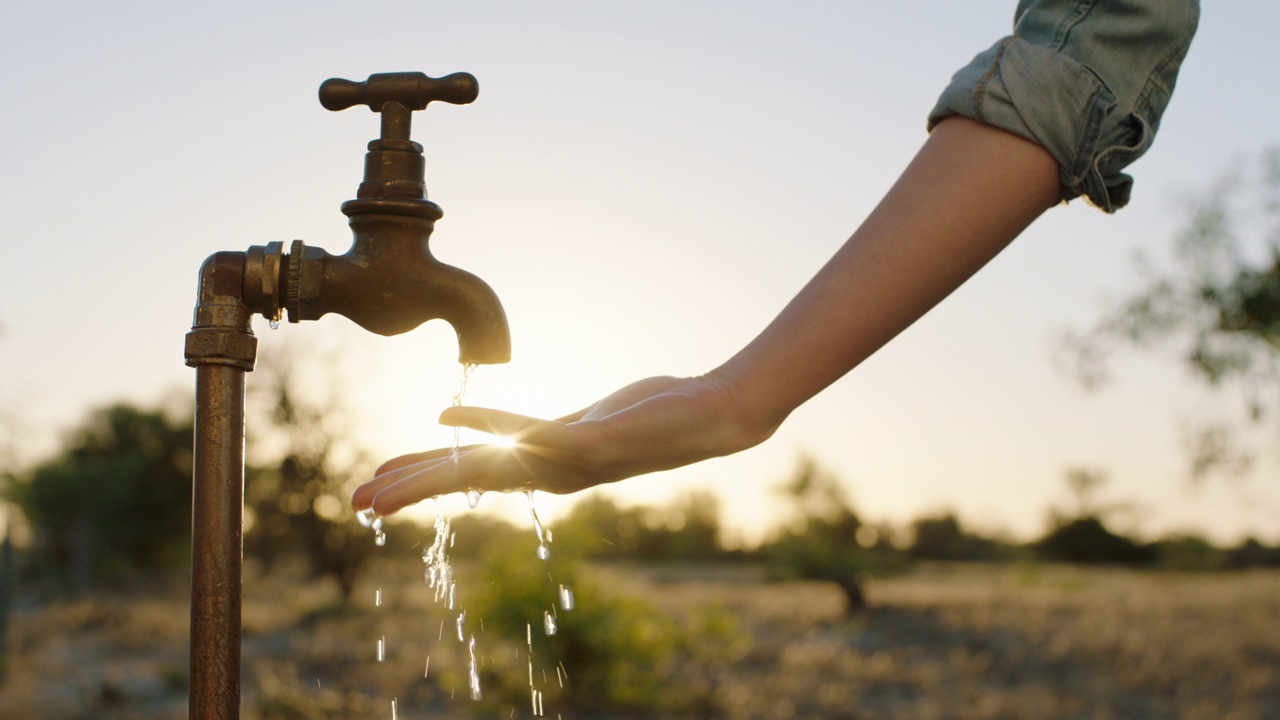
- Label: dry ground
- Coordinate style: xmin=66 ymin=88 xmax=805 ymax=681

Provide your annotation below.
xmin=0 ymin=560 xmax=1276 ymax=719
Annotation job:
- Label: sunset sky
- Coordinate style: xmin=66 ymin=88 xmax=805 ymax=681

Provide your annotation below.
xmin=4 ymin=1 xmax=1280 ymax=545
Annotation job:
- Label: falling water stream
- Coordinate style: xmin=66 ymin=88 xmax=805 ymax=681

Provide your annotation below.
xmin=361 ymin=362 xmax=576 ymax=716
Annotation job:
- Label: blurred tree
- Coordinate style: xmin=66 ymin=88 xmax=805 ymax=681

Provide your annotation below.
xmin=1037 ymin=516 xmax=1153 ymax=565
xmin=1038 ymin=468 xmax=1151 ymax=565
xmin=243 ymin=344 xmax=378 ymax=601
xmin=763 ymin=458 xmax=890 ymax=613
xmin=908 ymin=512 xmax=1005 ymax=562
xmin=1061 ymin=148 xmax=1280 ymax=480
xmin=552 ymin=493 xmax=649 ymax=558
xmin=9 ymin=401 xmax=193 ymax=591
xmin=554 ymin=490 xmax=732 ymax=562
xmin=1148 ymin=533 xmax=1225 ymax=570
xmin=635 ymin=490 xmax=726 ymax=561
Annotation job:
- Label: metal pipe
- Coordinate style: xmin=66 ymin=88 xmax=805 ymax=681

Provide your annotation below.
xmin=190 ymin=363 xmax=246 ymax=719
xmin=185 ymin=251 xmax=257 ymax=719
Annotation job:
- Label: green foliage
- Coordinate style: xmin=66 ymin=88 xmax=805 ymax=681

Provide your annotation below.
xmin=1036 ymin=517 xmax=1154 ymax=566
xmin=10 ymin=401 xmax=193 ymax=589
xmin=554 ymin=490 xmax=732 ymax=562
xmin=908 ymin=513 xmax=1006 ymax=562
xmin=1062 ymin=148 xmax=1280 ymax=479
xmin=465 ymin=533 xmax=733 ymax=714
xmin=1226 ymin=537 xmax=1280 ymax=568
xmin=243 ymin=346 xmax=378 ymax=601
xmin=1148 ymin=533 xmax=1226 ymax=571
xmin=762 ymin=458 xmax=895 ymax=612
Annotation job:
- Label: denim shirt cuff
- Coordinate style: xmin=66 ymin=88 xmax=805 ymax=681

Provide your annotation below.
xmin=927 ymin=0 xmax=1199 ymax=213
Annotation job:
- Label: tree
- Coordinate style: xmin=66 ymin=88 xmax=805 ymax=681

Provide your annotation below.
xmin=1061 ymin=148 xmax=1280 ymax=480
xmin=10 ymin=400 xmax=194 ymax=590
xmin=243 ymin=344 xmax=378 ymax=601
xmin=763 ymin=458 xmax=885 ymax=613
xmin=908 ymin=512 xmax=1004 ymax=562
xmin=1037 ymin=468 xmax=1151 ymax=565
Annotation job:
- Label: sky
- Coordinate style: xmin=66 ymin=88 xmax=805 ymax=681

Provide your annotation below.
xmin=3 ymin=1 xmax=1280 ymax=546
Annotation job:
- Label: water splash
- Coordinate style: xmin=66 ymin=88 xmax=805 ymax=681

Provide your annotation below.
xmin=468 ymin=635 xmax=482 ymax=700
xmin=531 ymin=688 xmax=544 ymax=716
xmin=422 ymin=508 xmax=455 ymax=606
xmin=526 ymin=490 xmax=550 ymax=561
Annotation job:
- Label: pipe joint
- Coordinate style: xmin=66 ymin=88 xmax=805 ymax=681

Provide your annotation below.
xmin=184 ymin=329 xmax=258 ymax=371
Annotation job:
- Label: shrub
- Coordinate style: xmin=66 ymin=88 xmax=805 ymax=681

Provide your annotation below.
xmin=1036 ymin=517 xmax=1154 ymax=565
xmin=464 ymin=532 xmax=733 ymax=715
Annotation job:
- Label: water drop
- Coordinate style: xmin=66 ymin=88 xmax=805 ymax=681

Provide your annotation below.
xmin=375 ymin=588 xmax=382 ymax=607
xmin=377 ymin=636 xmax=385 ymax=662
xmin=468 ymin=635 xmax=482 ymax=701
xmin=543 ymin=610 xmax=557 ymax=636
xmin=269 ymin=317 xmax=280 ymax=330
xmin=391 ymin=698 xmax=397 ymax=720
xmin=526 ymin=490 xmax=552 ymax=560
xmin=356 ymin=508 xmax=377 ymax=528
xmin=456 ymin=610 xmax=467 ymax=642
xmin=559 ymin=584 xmax=574 ymax=611
xmin=374 ymin=533 xmax=386 ymax=547
xmin=466 ymin=489 xmax=482 ymax=508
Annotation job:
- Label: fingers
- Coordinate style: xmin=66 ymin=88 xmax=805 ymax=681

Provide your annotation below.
xmin=365 ymin=445 xmax=540 ymax=516
xmin=440 ymin=406 xmax=578 ymax=449
xmin=351 ymin=450 xmax=452 ymax=511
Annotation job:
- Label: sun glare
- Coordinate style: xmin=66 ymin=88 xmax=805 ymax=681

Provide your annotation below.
xmin=487 ymin=435 xmax=518 ymax=449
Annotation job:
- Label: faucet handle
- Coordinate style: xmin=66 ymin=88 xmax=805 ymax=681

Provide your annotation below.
xmin=320 ymin=72 xmax=478 ymax=145
xmin=320 ymin=71 xmax=478 ymax=111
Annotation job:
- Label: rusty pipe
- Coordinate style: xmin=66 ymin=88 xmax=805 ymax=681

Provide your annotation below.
xmin=184 ymin=252 xmax=255 ymax=720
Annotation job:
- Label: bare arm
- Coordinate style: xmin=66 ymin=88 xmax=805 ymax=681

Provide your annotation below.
xmin=353 ymin=117 xmax=1060 ymax=516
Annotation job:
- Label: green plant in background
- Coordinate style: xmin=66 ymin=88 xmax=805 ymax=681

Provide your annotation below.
xmin=465 ymin=532 xmax=734 ymax=715
xmin=552 ymin=490 xmax=735 ymax=562
xmin=9 ymin=400 xmax=193 ymax=591
xmin=243 ymin=346 xmax=380 ymax=601
xmin=763 ymin=458 xmax=899 ymax=613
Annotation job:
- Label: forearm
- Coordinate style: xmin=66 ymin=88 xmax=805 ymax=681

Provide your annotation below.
xmin=709 ymin=117 xmax=1061 ymax=440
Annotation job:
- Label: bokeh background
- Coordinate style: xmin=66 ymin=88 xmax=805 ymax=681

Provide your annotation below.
xmin=2 ymin=2 xmax=1279 ymax=718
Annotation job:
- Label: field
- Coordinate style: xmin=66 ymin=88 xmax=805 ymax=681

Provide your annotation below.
xmin=0 ymin=559 xmax=1276 ymax=719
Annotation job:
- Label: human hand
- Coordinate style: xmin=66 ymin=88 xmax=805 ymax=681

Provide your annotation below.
xmin=351 ymin=373 xmax=771 ymax=516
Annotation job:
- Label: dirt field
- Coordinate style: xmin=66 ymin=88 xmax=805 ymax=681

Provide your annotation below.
xmin=0 ymin=560 xmax=1276 ymax=719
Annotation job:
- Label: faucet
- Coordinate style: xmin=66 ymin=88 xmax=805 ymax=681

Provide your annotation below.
xmin=183 ymin=72 xmax=511 ymax=719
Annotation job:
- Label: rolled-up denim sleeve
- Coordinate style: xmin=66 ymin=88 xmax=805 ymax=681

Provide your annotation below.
xmin=928 ymin=0 xmax=1199 ymax=212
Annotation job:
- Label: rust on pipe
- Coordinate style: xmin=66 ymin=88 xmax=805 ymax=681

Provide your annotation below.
xmin=190 ymin=363 xmax=246 ymax=719
xmin=185 ymin=251 xmax=256 ymax=719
